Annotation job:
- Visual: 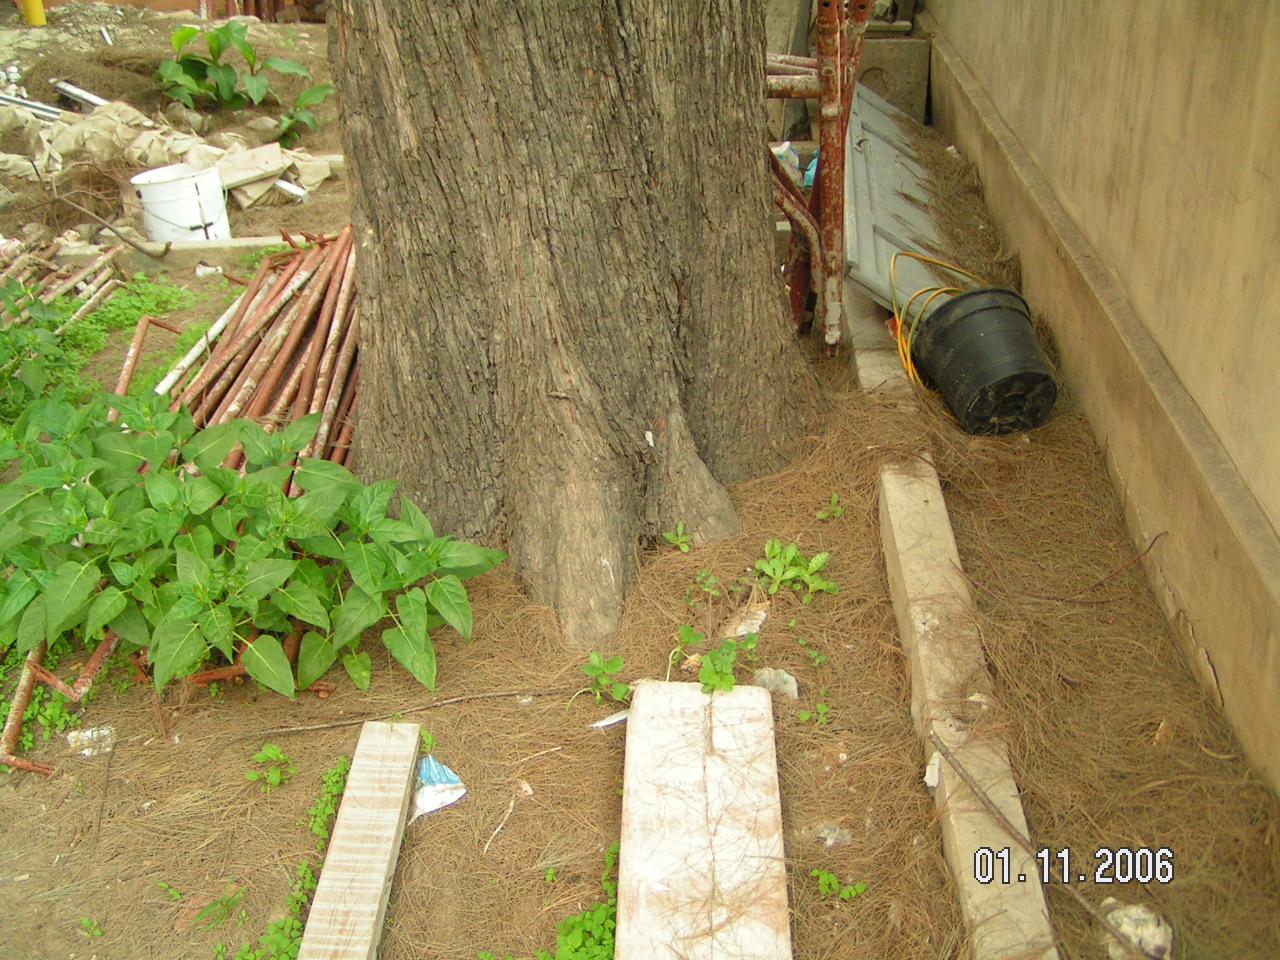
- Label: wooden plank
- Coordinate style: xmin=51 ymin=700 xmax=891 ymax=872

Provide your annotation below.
xmin=298 ymin=721 xmax=420 ymax=960
xmin=616 ymin=681 xmax=790 ymax=960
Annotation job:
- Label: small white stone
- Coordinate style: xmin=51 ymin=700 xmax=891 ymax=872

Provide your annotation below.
xmin=923 ymin=751 xmax=942 ymax=790
xmin=752 ymin=667 xmax=798 ymax=701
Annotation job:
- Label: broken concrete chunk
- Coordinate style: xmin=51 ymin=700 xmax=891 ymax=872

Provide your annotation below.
xmin=753 ymin=667 xmax=798 ymax=701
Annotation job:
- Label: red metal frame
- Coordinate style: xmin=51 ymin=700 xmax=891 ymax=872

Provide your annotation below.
xmin=766 ymin=0 xmax=873 ymax=349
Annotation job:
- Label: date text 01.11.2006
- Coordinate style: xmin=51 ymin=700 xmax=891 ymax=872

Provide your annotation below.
xmin=974 ymin=846 xmax=1175 ymax=885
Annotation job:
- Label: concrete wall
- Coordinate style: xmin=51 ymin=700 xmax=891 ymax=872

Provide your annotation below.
xmin=927 ymin=0 xmax=1280 ymax=531
xmin=920 ymin=3 xmax=1280 ymax=789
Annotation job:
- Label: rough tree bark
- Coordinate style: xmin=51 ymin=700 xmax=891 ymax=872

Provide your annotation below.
xmin=333 ymin=0 xmax=818 ymax=647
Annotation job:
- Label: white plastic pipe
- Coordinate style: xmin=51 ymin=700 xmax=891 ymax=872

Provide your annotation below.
xmin=153 ymin=288 xmax=260 ymax=396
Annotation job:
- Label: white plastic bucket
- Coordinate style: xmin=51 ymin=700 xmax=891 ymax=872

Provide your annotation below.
xmin=131 ymin=162 xmax=231 ymax=243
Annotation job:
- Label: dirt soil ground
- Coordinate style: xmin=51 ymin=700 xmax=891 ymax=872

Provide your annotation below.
xmin=0 ymin=2 xmax=349 ymax=240
xmin=0 ymin=5 xmax=1277 ymax=960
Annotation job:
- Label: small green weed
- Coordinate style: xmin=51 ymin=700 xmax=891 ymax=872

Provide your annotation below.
xmin=683 ymin=569 xmax=722 ymax=607
xmin=667 ymin=623 xmax=704 ymax=677
xmin=208 ymin=681 xmax=222 ymax=699
xmin=816 ymin=492 xmax=844 ymax=521
xmin=79 ymin=916 xmax=103 ymax=938
xmin=158 ymin=880 xmax=183 ymax=902
xmin=810 ymin=868 xmax=867 ymax=901
xmin=419 ymin=729 xmax=437 ymax=753
xmin=278 ymin=83 xmax=336 ymax=147
xmin=582 ymin=652 xmax=630 ymax=704
xmin=662 ymin=520 xmax=692 ymax=553
xmin=307 ymin=756 xmax=351 ymax=849
xmin=799 ymin=688 xmax=831 ymax=725
xmin=755 ymin=539 xmax=839 ymax=604
xmin=245 ymin=743 xmax=296 ymax=793
xmin=797 ymin=636 xmax=828 ymax=667
xmin=698 ymin=634 xmax=758 ymax=694
xmin=196 ymin=886 xmax=244 ymax=929
xmin=544 ymin=867 xmax=557 ymax=884
xmin=482 ymin=843 xmax=620 ymax=960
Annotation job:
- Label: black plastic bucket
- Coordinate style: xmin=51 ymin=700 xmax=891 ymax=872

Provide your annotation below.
xmin=909 ymin=288 xmax=1057 ymax=435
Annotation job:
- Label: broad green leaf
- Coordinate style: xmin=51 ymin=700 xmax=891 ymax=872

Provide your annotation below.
xmin=206 ymin=62 xmax=239 ymax=103
xmin=242 ymin=71 xmax=270 ymax=105
xmin=84 ymin=587 xmax=127 ymax=640
xmin=242 ymin=635 xmax=295 ymax=698
xmin=332 ymin=587 xmax=385 ymax=649
xmin=293 ymin=486 xmax=347 ymax=529
xmin=263 ymin=56 xmax=310 ymax=78
xmin=45 ymin=559 xmax=100 ymax=641
xmin=182 ymin=421 xmax=243 ymax=472
xmin=242 ymin=559 xmax=297 ymax=600
xmin=211 ymin=505 xmax=247 ymax=542
xmin=226 ymin=27 xmax=257 ymax=68
xmin=294 ymin=82 xmax=334 ymax=110
xmin=290 ymin=108 xmax=317 ymax=132
xmin=144 ymin=471 xmax=180 ymax=510
xmin=198 ymin=605 xmax=235 ymax=659
xmin=342 ymin=650 xmax=371 ymax=690
xmin=293 ymin=458 xmax=359 ymax=495
xmin=0 ymin=571 xmax=37 ymax=627
xmin=425 ymin=575 xmax=472 ymax=641
xmin=398 ymin=496 xmax=435 ymax=541
xmin=109 ymin=600 xmax=150 ymax=650
xmin=170 ymin=26 xmax=201 ymax=55
xmin=395 ymin=587 xmax=429 ymax=640
xmin=436 ymin=541 xmax=507 ymax=580
xmin=176 ymin=547 xmax=211 ymax=589
xmin=272 ymin=578 xmax=329 ymax=631
xmin=368 ymin=517 xmax=418 ymax=544
xmin=281 ymin=413 xmax=321 ymax=454
xmin=239 ymin=421 xmax=278 ymax=467
xmin=297 ymin=631 xmax=335 ymax=690
xmin=151 ymin=614 xmax=207 ymax=690
xmin=382 ymin=624 xmax=436 ymax=691
xmin=16 ymin=597 xmax=44 ymax=653
xmin=344 ymin=540 xmax=386 ymax=596
xmin=347 ymin=480 xmax=395 ymax=533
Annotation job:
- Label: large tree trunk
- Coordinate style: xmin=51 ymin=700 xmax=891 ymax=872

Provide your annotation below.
xmin=333 ymin=0 xmax=818 ymax=647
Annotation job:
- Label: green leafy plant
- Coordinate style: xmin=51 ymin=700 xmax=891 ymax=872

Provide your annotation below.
xmin=544 ymin=867 xmax=557 ymax=884
xmin=79 ymin=916 xmax=103 ymax=938
xmin=816 ymin=492 xmax=844 ymax=521
xmin=158 ymin=21 xmax=309 ymax=110
xmin=683 ymin=569 xmax=722 ymax=607
xmin=0 ymin=275 xmax=197 ymax=427
xmin=0 ymin=393 xmax=505 ymax=705
xmin=229 ymin=753 xmax=349 ymax=960
xmin=797 ymin=636 xmax=828 ymax=667
xmin=810 ymin=868 xmax=867 ymax=902
xmin=307 ymin=756 xmax=351 ymax=849
xmin=482 ymin=843 xmax=620 ymax=960
xmin=158 ymin=880 xmax=184 ymax=902
xmin=755 ymin=539 xmax=838 ymax=604
xmin=799 ymin=688 xmax=831 ymax=725
xmin=698 ymin=634 xmax=757 ymax=694
xmin=662 ymin=520 xmax=692 ymax=553
xmin=666 ymin=623 xmax=704 ymax=677
xmin=419 ymin=729 xmax=437 ymax=754
xmin=278 ymin=82 xmax=335 ymax=147
xmin=196 ymin=886 xmax=244 ymax=930
xmin=582 ymin=652 xmax=629 ymax=704
xmin=245 ymin=743 xmax=296 ymax=793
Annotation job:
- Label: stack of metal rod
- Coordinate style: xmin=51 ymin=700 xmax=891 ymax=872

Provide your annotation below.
xmin=158 ymin=228 xmax=358 ymax=467
xmin=0 ymin=238 xmax=123 ymax=331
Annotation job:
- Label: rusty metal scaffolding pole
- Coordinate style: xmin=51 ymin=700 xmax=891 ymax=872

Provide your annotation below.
xmin=768 ymin=0 xmax=871 ymax=349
